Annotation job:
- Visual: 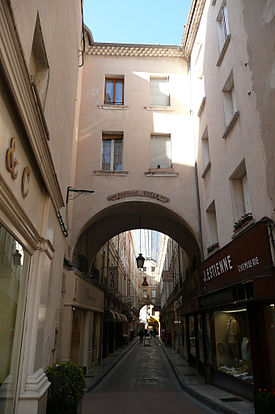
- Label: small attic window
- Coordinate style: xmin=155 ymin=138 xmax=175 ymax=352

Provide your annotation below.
xmin=29 ymin=14 xmax=49 ymax=108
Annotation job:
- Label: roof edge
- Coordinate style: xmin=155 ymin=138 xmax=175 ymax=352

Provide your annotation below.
xmin=181 ymin=0 xmax=206 ymax=58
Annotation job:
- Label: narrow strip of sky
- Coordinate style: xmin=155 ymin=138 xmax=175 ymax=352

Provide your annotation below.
xmin=83 ymin=0 xmax=192 ymax=45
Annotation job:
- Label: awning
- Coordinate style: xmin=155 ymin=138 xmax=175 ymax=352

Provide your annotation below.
xmin=121 ymin=314 xmax=128 ymax=322
xmin=114 ymin=311 xmax=122 ymax=321
xmin=104 ymin=309 xmax=116 ymax=321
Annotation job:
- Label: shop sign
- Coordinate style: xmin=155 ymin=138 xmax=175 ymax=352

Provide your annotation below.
xmin=107 ymin=267 xmax=118 ymax=293
xmin=162 ymin=270 xmax=173 ymax=282
xmin=73 ymin=275 xmax=104 ymax=311
xmin=199 ymin=221 xmax=272 ymax=292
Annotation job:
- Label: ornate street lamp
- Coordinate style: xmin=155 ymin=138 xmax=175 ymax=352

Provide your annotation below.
xmin=136 ymin=221 xmax=145 ymax=269
xmin=136 ymin=253 xmax=145 ymax=269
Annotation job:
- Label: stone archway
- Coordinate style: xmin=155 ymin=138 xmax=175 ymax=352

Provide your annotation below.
xmin=71 ymin=200 xmax=201 ymax=267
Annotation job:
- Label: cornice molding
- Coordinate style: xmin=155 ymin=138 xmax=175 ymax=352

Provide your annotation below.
xmin=87 ymin=43 xmax=185 ymax=58
xmin=0 ymin=1 xmax=64 ymax=210
xmin=181 ymin=0 xmax=206 ymax=58
xmin=0 ymin=175 xmax=55 ymax=257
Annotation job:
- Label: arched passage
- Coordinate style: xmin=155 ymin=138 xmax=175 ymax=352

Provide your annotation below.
xmin=72 ymin=201 xmax=201 ymax=267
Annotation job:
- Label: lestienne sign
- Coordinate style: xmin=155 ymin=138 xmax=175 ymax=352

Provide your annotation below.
xmin=199 ymin=221 xmax=272 ymax=292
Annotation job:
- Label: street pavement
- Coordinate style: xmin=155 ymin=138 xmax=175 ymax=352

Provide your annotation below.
xmin=81 ymin=337 xmax=217 ymax=414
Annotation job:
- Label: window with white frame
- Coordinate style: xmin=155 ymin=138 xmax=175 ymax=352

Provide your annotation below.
xmin=150 ymin=134 xmax=172 ymax=169
xmin=222 ymin=71 xmax=237 ymax=126
xmin=217 ymin=1 xmax=230 ymax=51
xmin=150 ymin=77 xmax=170 ymax=106
xmin=230 ymin=161 xmax=252 ymax=222
xmin=101 ymin=132 xmax=123 ymax=171
xmin=201 ymin=128 xmax=211 ymax=176
xmin=206 ymin=201 xmax=219 ymax=248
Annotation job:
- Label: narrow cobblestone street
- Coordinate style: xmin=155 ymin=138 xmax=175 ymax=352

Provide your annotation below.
xmin=82 ymin=338 xmax=216 ymax=414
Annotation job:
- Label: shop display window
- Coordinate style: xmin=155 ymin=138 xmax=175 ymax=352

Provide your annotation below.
xmin=0 ymin=224 xmax=30 ymax=412
xmin=214 ymin=309 xmax=253 ymax=384
xmin=198 ymin=315 xmax=204 ymax=363
xmin=205 ymin=313 xmax=212 ymax=364
xmin=189 ymin=316 xmax=196 ymax=357
xmin=265 ymin=303 xmax=275 ymax=383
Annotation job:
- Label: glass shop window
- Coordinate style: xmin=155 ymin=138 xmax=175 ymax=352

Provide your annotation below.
xmin=214 ymin=309 xmax=253 ymax=384
xmin=189 ymin=316 xmax=196 ymax=357
xmin=198 ymin=315 xmax=204 ymax=363
xmin=0 ymin=223 xmax=31 ymax=412
xmin=265 ymin=303 xmax=275 ymax=382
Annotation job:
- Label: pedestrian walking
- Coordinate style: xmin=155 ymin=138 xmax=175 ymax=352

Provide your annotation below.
xmin=138 ymin=328 xmax=144 ymax=343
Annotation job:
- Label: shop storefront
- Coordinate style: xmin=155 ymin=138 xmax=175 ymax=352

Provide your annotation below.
xmin=61 ymin=271 xmax=104 ymax=372
xmin=0 ymin=225 xmax=31 ymax=413
xmin=198 ymin=219 xmax=275 ymax=400
xmin=0 ymin=62 xmax=61 ymax=412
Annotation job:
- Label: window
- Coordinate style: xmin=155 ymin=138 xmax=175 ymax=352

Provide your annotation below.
xmin=206 ymin=201 xmax=219 ymax=249
xmin=29 ymin=14 xmax=49 ymax=108
xmin=230 ymin=161 xmax=252 ymax=222
xmin=222 ymin=71 xmax=237 ymax=126
xmin=217 ymin=2 xmax=230 ymax=51
xmin=150 ymin=77 xmax=170 ymax=106
xmin=101 ymin=132 xmax=123 ymax=171
xmin=201 ymin=128 xmax=211 ymax=177
xmin=104 ymin=77 xmax=124 ymax=105
xmin=0 ymin=224 xmax=31 ymax=412
xmin=214 ymin=309 xmax=252 ymax=385
xmin=152 ymin=289 xmax=156 ymax=298
xmin=150 ymin=134 xmax=172 ymax=169
xmin=143 ymin=290 xmax=147 ymax=298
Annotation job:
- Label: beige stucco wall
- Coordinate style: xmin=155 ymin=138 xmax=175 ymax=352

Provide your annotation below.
xmin=241 ymin=0 xmax=275 ymax=218
xmin=192 ymin=0 xmax=274 ymax=256
xmin=71 ymin=47 xmax=200 ymax=258
xmin=0 ymin=1 xmax=82 ymax=413
xmin=11 ymin=0 xmax=82 ymax=199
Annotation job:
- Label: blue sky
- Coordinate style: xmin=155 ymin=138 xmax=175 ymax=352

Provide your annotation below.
xmin=83 ymin=0 xmax=192 ymax=45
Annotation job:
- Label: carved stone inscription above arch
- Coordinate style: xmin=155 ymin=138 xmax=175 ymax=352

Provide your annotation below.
xmin=107 ymin=190 xmax=169 ymax=203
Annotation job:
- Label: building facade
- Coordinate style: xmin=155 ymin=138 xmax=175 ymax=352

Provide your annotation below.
xmin=0 ymin=1 xmax=82 ymax=413
xmin=160 ymin=0 xmax=275 ymax=408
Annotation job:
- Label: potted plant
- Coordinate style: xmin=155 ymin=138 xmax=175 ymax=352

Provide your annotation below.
xmin=233 ymin=213 xmax=253 ymax=233
xmin=45 ymin=361 xmax=85 ymax=414
xmin=254 ymin=388 xmax=275 ymax=414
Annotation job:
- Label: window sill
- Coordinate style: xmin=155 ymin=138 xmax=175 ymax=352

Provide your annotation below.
xmin=201 ymin=161 xmax=211 ymax=178
xmin=222 ymin=111 xmax=240 ymax=139
xmin=145 ymin=169 xmax=178 ymax=177
xmin=93 ymin=170 xmax=129 ymax=176
xmin=97 ymin=104 xmax=128 ymax=110
xmin=197 ymin=96 xmax=206 ymax=117
xmin=216 ymin=34 xmax=231 ymax=67
xmin=144 ymin=105 xmax=174 ymax=111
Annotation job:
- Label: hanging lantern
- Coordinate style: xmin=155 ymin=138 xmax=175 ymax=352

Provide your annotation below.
xmin=136 ymin=253 xmax=145 ymax=269
xmin=142 ymin=276 xmax=148 ymax=286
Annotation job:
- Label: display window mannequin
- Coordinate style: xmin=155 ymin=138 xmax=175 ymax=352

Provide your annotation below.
xmin=225 ymin=314 xmax=240 ymax=364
